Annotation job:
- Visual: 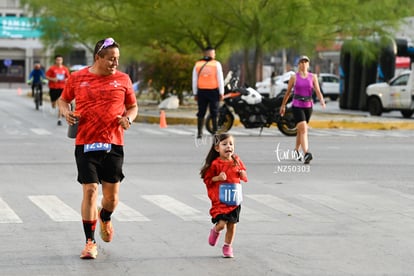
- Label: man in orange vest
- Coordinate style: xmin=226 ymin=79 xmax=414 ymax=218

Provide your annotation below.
xmin=192 ymin=46 xmax=224 ymax=138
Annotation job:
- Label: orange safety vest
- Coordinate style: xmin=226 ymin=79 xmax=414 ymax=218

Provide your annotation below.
xmin=195 ymin=60 xmax=219 ymax=89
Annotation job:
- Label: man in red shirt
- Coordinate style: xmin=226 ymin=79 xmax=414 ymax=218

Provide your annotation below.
xmin=58 ymin=38 xmax=138 ymax=260
xmin=46 ymin=55 xmax=70 ymax=125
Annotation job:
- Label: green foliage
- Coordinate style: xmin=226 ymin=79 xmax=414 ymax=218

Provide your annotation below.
xmin=141 ymin=45 xmax=196 ymax=98
xmin=21 ymin=0 xmax=414 ymax=94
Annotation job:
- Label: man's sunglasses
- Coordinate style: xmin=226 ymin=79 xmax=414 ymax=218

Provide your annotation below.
xmin=96 ymin=38 xmax=116 ymax=55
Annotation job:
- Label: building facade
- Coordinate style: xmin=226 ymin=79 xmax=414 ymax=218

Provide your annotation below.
xmin=0 ymin=0 xmax=88 ymax=88
xmin=0 ymin=0 xmax=43 ymax=86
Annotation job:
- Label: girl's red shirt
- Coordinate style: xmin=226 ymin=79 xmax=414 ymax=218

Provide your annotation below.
xmin=203 ymin=155 xmax=248 ymax=218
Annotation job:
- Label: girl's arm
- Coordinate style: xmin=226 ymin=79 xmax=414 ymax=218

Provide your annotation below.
xmin=212 ymin=172 xmax=226 ymax=182
xmin=237 ymin=157 xmax=248 ymax=182
xmin=204 ymin=161 xmax=227 ymax=185
xmin=204 ymin=162 xmax=219 ymax=186
xmin=239 ymin=170 xmax=247 ymax=182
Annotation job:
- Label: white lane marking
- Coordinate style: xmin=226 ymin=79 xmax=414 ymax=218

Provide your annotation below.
xmin=163 ymin=128 xmax=194 ymax=135
xmin=115 ymin=201 xmax=150 ymax=222
xmin=0 ymin=197 xmax=22 ymax=223
xmin=332 ymin=130 xmax=358 ymax=137
xmin=142 ymin=195 xmax=205 ymax=221
xmin=30 ymin=128 xmax=52 ymax=135
xmin=399 ymin=193 xmax=414 ymax=201
xmin=97 ymin=195 xmax=150 ymax=222
xmin=194 ymin=194 xmax=277 ymax=222
xmin=348 ymin=194 xmax=414 ymax=218
xmin=133 ymin=124 xmax=414 ymax=138
xmin=28 ymin=195 xmax=80 ymax=222
xmin=300 ymin=194 xmax=371 ymax=221
xmin=246 ymin=194 xmax=313 ymax=216
xmin=137 ymin=128 xmax=166 ymax=135
xmin=227 ymin=130 xmax=248 ymax=136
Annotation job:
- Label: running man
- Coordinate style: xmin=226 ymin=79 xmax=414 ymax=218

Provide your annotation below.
xmin=58 ymin=38 xmax=138 ymax=259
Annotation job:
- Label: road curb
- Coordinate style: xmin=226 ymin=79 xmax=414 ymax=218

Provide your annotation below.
xmin=32 ymin=92 xmax=413 ymax=131
xmin=309 ymin=120 xmax=414 ymax=130
xmin=136 ymin=114 xmax=414 ymax=130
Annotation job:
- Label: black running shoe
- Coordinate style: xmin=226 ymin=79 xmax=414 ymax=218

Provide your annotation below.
xmin=304 ymin=152 xmax=313 ymax=164
xmin=294 ymin=150 xmax=302 ymax=161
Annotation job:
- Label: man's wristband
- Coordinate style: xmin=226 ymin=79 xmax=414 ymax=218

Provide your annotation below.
xmin=127 ymin=117 xmax=132 ymax=125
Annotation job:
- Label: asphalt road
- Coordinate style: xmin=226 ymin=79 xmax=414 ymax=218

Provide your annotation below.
xmin=1 ymin=90 xmax=414 ymax=276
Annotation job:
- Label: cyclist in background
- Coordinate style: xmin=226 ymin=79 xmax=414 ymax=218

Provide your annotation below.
xmin=27 ymin=62 xmax=47 ymax=107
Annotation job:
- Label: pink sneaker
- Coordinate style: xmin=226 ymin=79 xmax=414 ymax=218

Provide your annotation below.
xmin=208 ymin=228 xmax=220 ymax=246
xmin=222 ymin=244 xmax=234 ymax=258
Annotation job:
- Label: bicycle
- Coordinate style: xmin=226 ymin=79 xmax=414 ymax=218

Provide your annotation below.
xmin=32 ymin=82 xmax=42 ymax=110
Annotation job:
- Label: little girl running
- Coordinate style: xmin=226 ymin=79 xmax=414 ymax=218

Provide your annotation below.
xmin=200 ymin=133 xmax=248 ymax=258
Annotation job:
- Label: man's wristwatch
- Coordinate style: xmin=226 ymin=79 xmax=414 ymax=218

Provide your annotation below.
xmin=127 ymin=117 xmax=132 ymax=125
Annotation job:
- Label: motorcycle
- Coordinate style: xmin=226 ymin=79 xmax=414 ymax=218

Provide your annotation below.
xmin=205 ymin=71 xmax=297 ymax=136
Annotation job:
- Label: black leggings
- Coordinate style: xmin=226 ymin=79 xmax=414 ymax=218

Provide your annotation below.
xmin=292 ymin=106 xmax=313 ymax=124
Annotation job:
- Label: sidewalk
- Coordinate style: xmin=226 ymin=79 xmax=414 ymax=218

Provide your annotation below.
xmin=137 ymin=100 xmax=414 ymax=130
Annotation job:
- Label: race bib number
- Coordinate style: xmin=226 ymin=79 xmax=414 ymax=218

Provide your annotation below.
xmin=56 ymin=73 xmax=65 ymax=81
xmin=84 ymin=143 xmax=111 ymax=153
xmin=219 ymin=183 xmax=243 ymax=206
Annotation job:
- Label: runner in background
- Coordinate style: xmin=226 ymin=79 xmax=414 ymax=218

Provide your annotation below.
xmin=46 ymin=55 xmax=70 ymax=125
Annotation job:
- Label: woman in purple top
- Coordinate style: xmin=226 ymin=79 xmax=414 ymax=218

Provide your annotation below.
xmin=280 ymin=55 xmax=325 ymax=164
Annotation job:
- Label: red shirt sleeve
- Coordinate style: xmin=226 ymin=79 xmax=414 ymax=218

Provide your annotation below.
xmin=124 ymin=76 xmax=136 ymax=107
xmin=203 ymin=159 xmax=219 ymax=187
xmin=236 ymin=156 xmax=248 ymax=182
xmin=60 ymin=72 xmax=76 ymax=103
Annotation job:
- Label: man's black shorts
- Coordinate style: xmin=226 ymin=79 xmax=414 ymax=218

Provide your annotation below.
xmin=292 ymin=106 xmax=313 ymax=124
xmin=75 ymin=145 xmax=125 ymax=184
xmin=49 ymin=88 xmax=63 ymax=102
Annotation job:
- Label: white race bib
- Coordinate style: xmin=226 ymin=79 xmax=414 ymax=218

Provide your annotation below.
xmin=219 ymin=183 xmax=243 ymax=206
xmin=56 ymin=73 xmax=65 ymax=81
xmin=84 ymin=143 xmax=111 ymax=153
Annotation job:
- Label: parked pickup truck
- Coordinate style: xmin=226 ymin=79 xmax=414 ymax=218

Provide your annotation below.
xmin=366 ymin=69 xmax=414 ymax=118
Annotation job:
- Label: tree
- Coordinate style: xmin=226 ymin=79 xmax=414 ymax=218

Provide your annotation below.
xmin=22 ymin=0 xmax=414 ymax=92
xmin=209 ymin=0 xmax=414 ymax=84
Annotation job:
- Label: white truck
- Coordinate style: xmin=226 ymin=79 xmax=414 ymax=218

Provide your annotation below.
xmin=366 ymin=68 xmax=414 ymax=118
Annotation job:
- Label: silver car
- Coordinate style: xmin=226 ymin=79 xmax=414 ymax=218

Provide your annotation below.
xmin=318 ymin=73 xmax=340 ymax=101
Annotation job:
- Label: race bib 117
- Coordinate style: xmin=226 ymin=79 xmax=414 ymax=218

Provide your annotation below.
xmin=219 ymin=183 xmax=243 ymax=206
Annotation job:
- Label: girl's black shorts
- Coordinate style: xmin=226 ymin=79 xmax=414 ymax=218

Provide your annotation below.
xmin=75 ymin=144 xmax=124 ymax=184
xmin=212 ymin=205 xmax=241 ymax=224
